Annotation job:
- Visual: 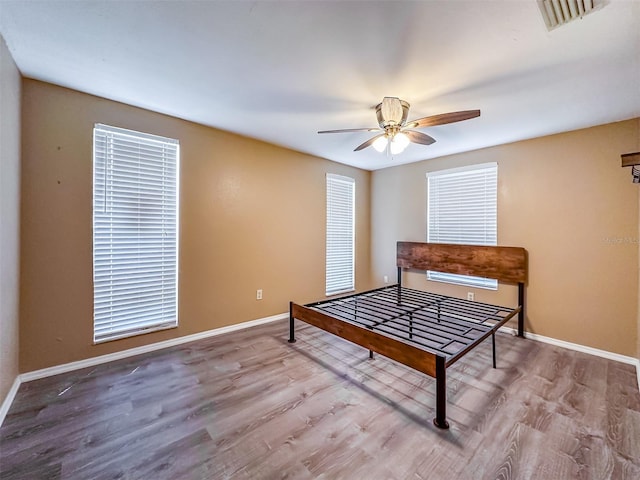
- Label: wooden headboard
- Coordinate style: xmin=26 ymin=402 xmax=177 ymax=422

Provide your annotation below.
xmin=397 ymin=242 xmax=527 ymax=285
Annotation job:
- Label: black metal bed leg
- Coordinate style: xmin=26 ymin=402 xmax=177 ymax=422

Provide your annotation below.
xmin=288 ymin=302 xmax=296 ymax=343
xmin=491 ymin=332 xmax=496 ymax=369
xmin=518 ymin=282 xmax=525 ymax=337
xmin=433 ymin=356 xmax=449 ymax=429
xmin=409 ymin=313 xmax=413 ymax=339
xmin=369 ymin=350 xmax=374 ymax=359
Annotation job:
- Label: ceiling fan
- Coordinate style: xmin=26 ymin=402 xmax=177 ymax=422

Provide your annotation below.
xmin=318 ymin=97 xmax=480 ymax=155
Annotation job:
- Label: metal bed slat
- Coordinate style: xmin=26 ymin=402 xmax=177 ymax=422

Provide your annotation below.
xmin=322 ymin=292 xmax=478 ymax=334
xmin=319 ymin=305 xmax=458 ymax=352
xmin=370 ymin=297 xmax=512 ymax=323
xmin=375 ymin=289 xmax=513 ymax=325
xmin=324 ymin=286 xmax=504 ymax=323
xmin=322 ymin=303 xmax=494 ymax=344
xmin=306 ymin=285 xmax=515 ymax=360
xmin=326 ymin=291 xmax=505 ymax=330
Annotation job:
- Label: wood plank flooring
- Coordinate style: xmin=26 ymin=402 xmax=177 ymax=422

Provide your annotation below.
xmin=1 ymin=319 xmax=639 ymax=479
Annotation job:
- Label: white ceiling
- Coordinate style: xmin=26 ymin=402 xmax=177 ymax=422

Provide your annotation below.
xmin=1 ymin=1 xmax=639 ymax=170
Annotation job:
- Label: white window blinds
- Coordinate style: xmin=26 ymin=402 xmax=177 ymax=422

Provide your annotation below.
xmin=326 ymin=174 xmax=355 ymax=296
xmin=93 ymin=124 xmax=179 ymax=343
xmin=427 ymin=162 xmax=497 ymax=289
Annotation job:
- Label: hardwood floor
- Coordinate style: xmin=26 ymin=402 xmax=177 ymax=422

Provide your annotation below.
xmin=1 ymin=319 xmax=639 ymax=479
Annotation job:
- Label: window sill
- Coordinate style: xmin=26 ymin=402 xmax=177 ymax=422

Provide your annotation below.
xmin=93 ymin=323 xmax=178 ymax=345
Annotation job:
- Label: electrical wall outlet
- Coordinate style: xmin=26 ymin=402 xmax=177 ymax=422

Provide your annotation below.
xmin=256 ymin=289 xmax=263 ymax=300
xmin=383 ymin=275 xmax=389 ymax=283
xmin=467 ymin=292 xmax=474 ymax=301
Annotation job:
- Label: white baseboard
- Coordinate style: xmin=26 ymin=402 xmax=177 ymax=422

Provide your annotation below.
xmin=500 ymin=326 xmax=640 ymax=390
xmin=1 ymin=312 xmax=287 ymax=427
xmin=20 ymin=312 xmax=288 ymax=383
xmin=0 ymin=376 xmax=21 ymax=428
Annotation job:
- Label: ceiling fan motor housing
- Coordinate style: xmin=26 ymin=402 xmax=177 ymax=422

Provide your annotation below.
xmin=377 ymin=97 xmax=410 ymax=128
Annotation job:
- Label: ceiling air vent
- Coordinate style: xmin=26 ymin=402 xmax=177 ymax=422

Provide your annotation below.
xmin=537 ymin=0 xmax=608 ymax=30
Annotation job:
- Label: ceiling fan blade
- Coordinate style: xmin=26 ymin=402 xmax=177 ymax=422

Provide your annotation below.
xmin=318 ymin=127 xmax=381 ymax=134
xmin=405 ymin=130 xmax=436 ymax=145
xmin=354 ymin=134 xmax=385 ymax=152
xmin=405 ymin=110 xmax=480 ymax=129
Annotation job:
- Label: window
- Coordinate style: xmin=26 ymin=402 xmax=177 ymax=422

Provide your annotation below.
xmin=326 ymin=174 xmax=355 ymax=296
xmin=427 ymin=162 xmax=497 ymax=289
xmin=93 ymin=124 xmax=179 ymax=343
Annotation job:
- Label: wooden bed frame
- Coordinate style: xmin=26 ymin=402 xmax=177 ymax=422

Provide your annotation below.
xmin=288 ymin=241 xmax=527 ymax=429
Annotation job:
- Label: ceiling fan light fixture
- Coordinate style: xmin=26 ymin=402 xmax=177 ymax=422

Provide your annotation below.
xmin=390 ymin=132 xmax=410 ymax=155
xmin=372 ymin=136 xmax=389 ymax=152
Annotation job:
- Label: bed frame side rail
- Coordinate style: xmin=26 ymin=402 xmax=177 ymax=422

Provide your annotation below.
xmin=288 ymin=302 xmax=439 ymax=378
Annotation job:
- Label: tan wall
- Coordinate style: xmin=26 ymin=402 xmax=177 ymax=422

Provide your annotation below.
xmin=20 ymin=79 xmax=373 ymax=372
xmin=16 ymin=77 xmax=640 ymax=371
xmin=0 ymin=35 xmax=21 ymax=403
xmin=372 ymin=120 xmax=640 ymax=357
